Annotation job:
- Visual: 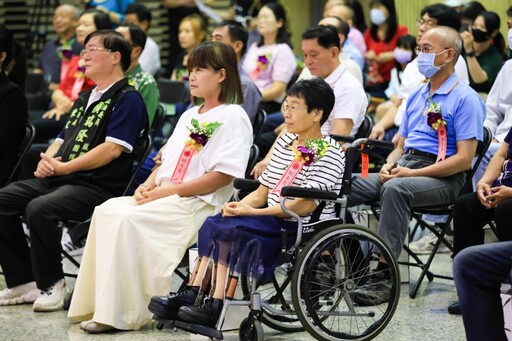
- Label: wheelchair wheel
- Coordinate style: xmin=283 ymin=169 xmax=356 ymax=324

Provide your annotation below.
xmin=239 ymin=317 xmax=264 ymax=341
xmin=291 ymin=224 xmax=400 ymax=341
xmin=241 ymin=258 xmax=304 ymax=332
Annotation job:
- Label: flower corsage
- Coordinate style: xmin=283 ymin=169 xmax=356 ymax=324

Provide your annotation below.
xmin=294 ymin=138 xmax=329 ymax=166
xmin=423 ymin=98 xmax=447 ymax=162
xmin=74 ymin=59 xmax=86 ymax=79
xmin=185 ymin=119 xmax=223 ymax=152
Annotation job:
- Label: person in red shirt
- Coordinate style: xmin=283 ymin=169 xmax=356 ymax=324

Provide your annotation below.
xmin=364 ymin=0 xmax=408 ymax=104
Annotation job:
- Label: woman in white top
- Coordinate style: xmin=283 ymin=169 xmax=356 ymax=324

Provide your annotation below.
xmin=68 ymin=41 xmax=253 ymax=333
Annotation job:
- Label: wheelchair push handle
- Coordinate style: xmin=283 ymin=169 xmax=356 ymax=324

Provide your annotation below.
xmin=351 ymin=137 xmax=394 ymax=150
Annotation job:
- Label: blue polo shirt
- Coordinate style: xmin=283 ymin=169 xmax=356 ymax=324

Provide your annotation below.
xmin=400 ymin=72 xmax=485 ymax=157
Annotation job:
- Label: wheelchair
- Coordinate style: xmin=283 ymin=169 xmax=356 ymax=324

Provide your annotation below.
xmin=153 ymin=137 xmax=401 ymax=341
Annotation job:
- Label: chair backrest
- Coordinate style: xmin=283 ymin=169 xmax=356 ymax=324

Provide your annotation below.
xmin=157 ymin=79 xmax=189 ymax=104
xmin=245 ymin=144 xmax=260 ymax=179
xmin=458 ymin=126 xmax=492 ymax=196
xmin=6 ymin=124 xmax=36 ymax=184
xmin=252 ymin=109 xmax=267 ymax=138
xmin=150 ymin=104 xmax=166 ymax=137
xmin=122 ymin=132 xmax=152 ymax=196
xmin=355 ymin=115 xmax=373 ymax=139
xmin=26 ymin=73 xmax=51 ymax=110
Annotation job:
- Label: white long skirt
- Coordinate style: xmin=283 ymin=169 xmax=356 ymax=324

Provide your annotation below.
xmin=67 ymin=194 xmax=214 ymax=330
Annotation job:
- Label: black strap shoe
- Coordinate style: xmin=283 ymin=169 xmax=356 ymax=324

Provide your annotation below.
xmin=448 ymin=301 xmax=461 ymax=315
xmin=177 ymin=298 xmax=223 ymax=327
xmin=148 ymin=286 xmax=199 ymax=320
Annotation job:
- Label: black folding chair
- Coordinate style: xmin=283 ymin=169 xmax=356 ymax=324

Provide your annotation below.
xmin=371 ymin=127 xmax=492 ymax=298
xmin=26 ymin=73 xmax=51 ymax=110
xmin=252 ymin=109 xmax=267 ymax=138
xmin=6 ymin=124 xmax=36 ymax=185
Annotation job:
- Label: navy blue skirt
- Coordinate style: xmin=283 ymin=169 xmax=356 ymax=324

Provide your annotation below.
xmin=197 ymin=213 xmax=297 ymax=281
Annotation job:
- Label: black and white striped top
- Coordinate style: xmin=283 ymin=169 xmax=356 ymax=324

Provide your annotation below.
xmin=259 ymin=133 xmax=345 ymax=222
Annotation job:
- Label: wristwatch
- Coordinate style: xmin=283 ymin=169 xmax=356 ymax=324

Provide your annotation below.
xmin=466 ymin=50 xmax=476 ymax=57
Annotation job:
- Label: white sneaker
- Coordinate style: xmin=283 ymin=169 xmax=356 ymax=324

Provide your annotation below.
xmin=409 ymin=231 xmax=453 ymax=254
xmin=32 ymin=279 xmax=69 ymax=312
xmin=0 ymin=282 xmax=39 ymax=305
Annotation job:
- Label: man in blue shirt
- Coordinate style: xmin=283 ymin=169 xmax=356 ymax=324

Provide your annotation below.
xmin=347 ymin=26 xmax=485 ymax=305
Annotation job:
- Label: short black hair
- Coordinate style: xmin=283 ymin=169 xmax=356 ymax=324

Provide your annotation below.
xmin=421 ymin=4 xmax=461 ymax=31
xmin=84 ymin=30 xmax=131 ymax=72
xmin=461 ymin=1 xmax=486 ymax=22
xmin=287 ymin=78 xmax=334 ymax=126
xmin=321 ymin=16 xmax=349 ymax=46
xmin=127 ymin=25 xmax=147 ymax=50
xmin=302 ymin=25 xmax=340 ymax=50
xmin=216 ymin=19 xmax=248 ymax=56
xmin=82 ymin=9 xmax=112 ymax=30
xmin=125 ymin=3 xmax=152 ymax=26
xmin=507 ymin=5 xmax=512 ymax=17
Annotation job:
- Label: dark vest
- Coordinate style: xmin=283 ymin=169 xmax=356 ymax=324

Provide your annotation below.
xmin=55 ymin=78 xmax=146 ymax=195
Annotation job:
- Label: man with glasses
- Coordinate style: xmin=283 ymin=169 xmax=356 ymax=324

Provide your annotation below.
xmin=0 ymin=30 xmax=147 ymax=312
xmin=371 ymin=3 xmax=469 ymax=146
xmin=347 ymin=26 xmax=484 ymax=306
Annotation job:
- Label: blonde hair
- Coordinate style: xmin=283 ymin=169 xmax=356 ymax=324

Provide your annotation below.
xmin=180 ymin=13 xmax=207 ymax=44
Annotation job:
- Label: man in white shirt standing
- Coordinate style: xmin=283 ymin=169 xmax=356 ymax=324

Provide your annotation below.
xmin=124 ymin=3 xmax=161 ymax=77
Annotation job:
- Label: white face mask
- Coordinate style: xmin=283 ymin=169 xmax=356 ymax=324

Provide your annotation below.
xmin=508 ymin=28 xmax=512 ymax=50
xmin=370 ymin=8 xmax=387 ymax=26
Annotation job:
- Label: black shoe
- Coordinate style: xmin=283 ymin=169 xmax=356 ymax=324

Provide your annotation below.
xmin=351 ymin=270 xmax=392 ymax=306
xmin=148 ymin=286 xmax=199 ymax=320
xmin=448 ymin=301 xmax=461 ymax=315
xmin=178 ymin=298 xmax=223 ymax=327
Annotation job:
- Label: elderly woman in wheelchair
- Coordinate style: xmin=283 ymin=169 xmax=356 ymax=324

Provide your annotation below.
xmin=150 ymin=78 xmax=401 ymax=341
xmin=149 ymin=77 xmax=344 ymax=315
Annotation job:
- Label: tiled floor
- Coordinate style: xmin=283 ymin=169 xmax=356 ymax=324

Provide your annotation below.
xmin=0 ymin=250 xmax=467 ymax=341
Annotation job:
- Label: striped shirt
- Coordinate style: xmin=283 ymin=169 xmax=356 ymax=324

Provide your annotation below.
xmin=259 ymin=133 xmax=345 ymax=222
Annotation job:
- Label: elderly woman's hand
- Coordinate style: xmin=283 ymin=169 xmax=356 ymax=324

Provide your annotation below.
xmin=221 ymin=202 xmax=256 ymax=217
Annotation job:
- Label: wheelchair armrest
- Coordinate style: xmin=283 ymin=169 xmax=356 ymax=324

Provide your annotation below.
xmin=233 ymin=178 xmax=260 ymax=191
xmin=281 ymin=186 xmax=338 ymax=201
xmin=330 ymin=134 xmax=354 ymax=144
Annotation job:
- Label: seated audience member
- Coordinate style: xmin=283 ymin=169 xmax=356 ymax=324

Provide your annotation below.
xmin=325 ymin=3 xmax=367 ymax=57
xmin=0 ymin=25 xmax=28 ymax=187
xmin=507 ymin=6 xmax=512 ymax=60
xmin=172 ymin=14 xmax=207 ymax=81
xmin=459 ymin=1 xmax=486 ymax=32
xmin=124 ymin=3 xmax=161 ymax=77
xmin=472 ymin=59 xmax=512 ymax=188
xmin=126 ymin=19 xmax=262 ymax=197
xmin=364 ymin=0 xmax=409 ymax=103
xmin=454 ymin=241 xmax=512 ymax=341
xmin=85 ymin=0 xmax=134 ymax=25
xmin=32 ymin=10 xmax=112 ymax=143
xmin=242 ymin=2 xmax=296 ymax=117
xmin=448 ymin=124 xmax=512 ymax=315
xmin=149 ymin=78 xmax=345 ymax=326
xmin=374 ymin=34 xmax=416 ymax=123
xmin=318 ymin=16 xmax=364 ymax=82
xmin=68 ymin=41 xmax=252 ymax=333
xmin=252 ymin=24 xmax=367 ymax=177
xmin=346 ymin=26 xmax=484 ymax=305
xmin=33 ymin=4 xmax=82 ymax=92
xmin=370 ymin=4 xmax=468 ymax=143
xmin=0 ymin=30 xmax=147 ymax=311
xmin=461 ymin=11 xmax=505 ymax=94
xmin=116 ymin=25 xmax=159 ymax=126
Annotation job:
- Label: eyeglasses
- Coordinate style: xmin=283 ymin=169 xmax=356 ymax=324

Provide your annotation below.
xmin=416 ymin=18 xmax=436 ymax=29
xmin=415 ymin=46 xmax=451 ymax=54
xmin=281 ymin=101 xmax=308 ymax=114
xmin=80 ymin=47 xmax=112 ymax=58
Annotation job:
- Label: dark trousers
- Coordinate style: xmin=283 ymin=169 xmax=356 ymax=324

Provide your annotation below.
xmin=454 ymin=241 xmax=512 ymax=341
xmin=0 ymin=177 xmax=112 ymax=289
xmin=453 ymin=192 xmax=512 ymax=256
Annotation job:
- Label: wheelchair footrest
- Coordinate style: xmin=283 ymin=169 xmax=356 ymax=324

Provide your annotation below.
xmin=173 ymin=320 xmax=224 ymax=340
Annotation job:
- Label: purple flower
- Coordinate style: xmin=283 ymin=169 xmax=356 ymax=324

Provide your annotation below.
xmin=297 ymin=146 xmax=315 ymax=166
xmin=257 ymin=55 xmax=269 ymax=65
xmin=427 ymin=112 xmax=442 ymax=127
xmin=62 ymin=49 xmax=73 ymax=60
xmin=190 ymin=132 xmax=208 ymax=146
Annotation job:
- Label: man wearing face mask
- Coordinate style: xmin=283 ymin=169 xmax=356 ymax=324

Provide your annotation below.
xmin=346 ymin=26 xmax=485 ymax=306
xmin=371 ymin=3 xmax=469 ymax=147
